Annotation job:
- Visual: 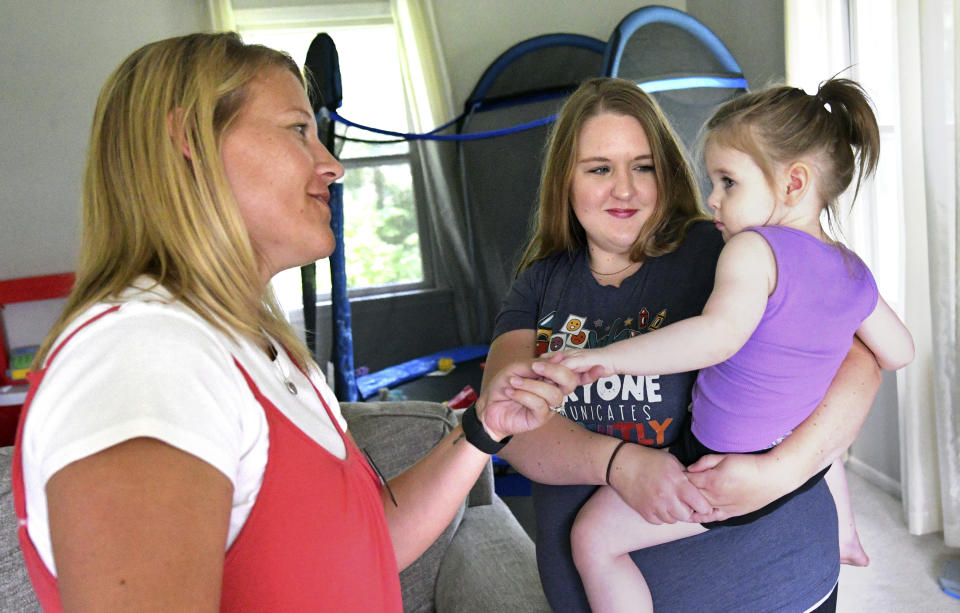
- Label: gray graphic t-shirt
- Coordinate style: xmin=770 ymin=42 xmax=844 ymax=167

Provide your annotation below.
xmin=492 ymin=222 xmax=841 ymax=612
xmin=495 ymin=222 xmax=722 ymax=448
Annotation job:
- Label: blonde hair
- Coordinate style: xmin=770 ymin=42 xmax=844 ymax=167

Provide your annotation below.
xmin=704 ymin=78 xmax=880 ymax=227
xmin=518 ymin=77 xmax=705 ymax=272
xmin=34 ymin=32 xmax=313 ymax=369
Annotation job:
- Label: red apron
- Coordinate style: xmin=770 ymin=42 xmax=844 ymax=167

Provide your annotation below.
xmin=12 ymin=306 xmax=402 ymax=612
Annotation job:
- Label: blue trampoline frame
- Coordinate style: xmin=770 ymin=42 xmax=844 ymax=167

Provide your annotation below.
xmin=317 ymin=9 xmax=750 ymax=401
xmin=603 ymin=5 xmax=748 ymax=91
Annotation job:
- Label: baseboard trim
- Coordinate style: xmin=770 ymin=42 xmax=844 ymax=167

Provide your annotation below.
xmin=846 ymin=456 xmax=902 ymax=499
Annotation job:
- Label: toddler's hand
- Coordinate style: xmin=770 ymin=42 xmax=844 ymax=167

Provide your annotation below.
xmin=556 ymin=348 xmax=614 ymax=385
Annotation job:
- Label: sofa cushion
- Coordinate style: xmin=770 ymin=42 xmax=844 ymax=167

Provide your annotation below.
xmin=435 ymin=497 xmax=549 ymax=613
xmin=0 ymin=447 xmax=40 ymax=612
xmin=341 ymin=401 xmax=466 ymax=613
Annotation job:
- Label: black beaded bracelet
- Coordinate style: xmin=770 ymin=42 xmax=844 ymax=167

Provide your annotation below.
xmin=461 ymin=404 xmax=512 ymax=454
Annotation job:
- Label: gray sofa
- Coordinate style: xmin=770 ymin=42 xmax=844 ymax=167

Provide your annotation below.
xmin=0 ymin=400 xmax=550 ymax=612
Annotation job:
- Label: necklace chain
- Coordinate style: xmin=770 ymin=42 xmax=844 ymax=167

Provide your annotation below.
xmin=266 ymin=336 xmax=298 ymax=395
xmin=590 ymin=260 xmax=638 ymax=276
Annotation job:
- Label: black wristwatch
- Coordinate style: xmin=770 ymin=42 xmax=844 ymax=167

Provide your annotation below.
xmin=461 ymin=404 xmax=512 ymax=454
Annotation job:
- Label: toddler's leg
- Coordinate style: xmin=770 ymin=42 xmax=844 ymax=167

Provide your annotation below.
xmin=571 ymin=485 xmax=705 ymax=613
xmin=825 ymin=458 xmax=869 ymax=567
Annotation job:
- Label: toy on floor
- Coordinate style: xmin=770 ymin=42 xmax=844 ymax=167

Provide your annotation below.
xmin=376 ymin=387 xmax=407 ymax=402
xmin=939 ymin=558 xmax=960 ymax=599
xmin=445 ymin=385 xmax=477 ymax=410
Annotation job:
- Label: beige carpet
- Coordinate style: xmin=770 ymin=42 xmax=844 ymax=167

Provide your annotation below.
xmin=838 ymin=470 xmax=960 ymax=611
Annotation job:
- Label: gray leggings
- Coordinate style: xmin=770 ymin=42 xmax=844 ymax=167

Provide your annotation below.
xmin=533 ymin=477 xmax=839 ymax=612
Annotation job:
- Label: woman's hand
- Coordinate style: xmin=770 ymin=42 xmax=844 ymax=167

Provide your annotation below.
xmin=684 ymin=338 xmax=884 ymax=522
xmin=477 ymin=358 xmax=579 ymax=440
xmin=684 ymin=453 xmax=784 ymax=522
xmin=608 ymin=443 xmax=713 ymax=524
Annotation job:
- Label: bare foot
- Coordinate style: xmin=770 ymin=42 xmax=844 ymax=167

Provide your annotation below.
xmin=840 ymin=531 xmax=870 ymax=567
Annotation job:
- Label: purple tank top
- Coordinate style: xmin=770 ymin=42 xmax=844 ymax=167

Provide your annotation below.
xmin=691 ymin=226 xmax=879 ymax=452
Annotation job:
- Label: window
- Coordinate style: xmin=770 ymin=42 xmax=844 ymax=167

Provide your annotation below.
xmin=786 ymin=0 xmax=905 ymax=311
xmin=235 ymin=3 xmax=427 ymax=315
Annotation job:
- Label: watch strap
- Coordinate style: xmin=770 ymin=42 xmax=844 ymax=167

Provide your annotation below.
xmin=461 ymin=404 xmax=512 ymax=454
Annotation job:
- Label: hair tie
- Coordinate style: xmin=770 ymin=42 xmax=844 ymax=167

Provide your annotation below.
xmin=813 ymin=89 xmax=831 ymax=113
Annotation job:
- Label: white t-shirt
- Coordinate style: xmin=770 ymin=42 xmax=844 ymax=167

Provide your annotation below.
xmin=21 ymin=279 xmax=347 ymax=576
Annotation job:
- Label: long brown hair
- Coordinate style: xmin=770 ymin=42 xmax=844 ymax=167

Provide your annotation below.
xmin=517 ymin=77 xmax=705 ymax=272
xmin=704 ymin=78 xmax=880 ymax=228
xmin=34 ymin=32 xmax=313 ymax=369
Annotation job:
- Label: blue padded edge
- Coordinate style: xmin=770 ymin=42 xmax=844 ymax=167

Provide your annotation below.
xmin=603 ymin=6 xmax=744 ymax=78
xmin=355 ymin=344 xmax=490 ymax=399
xmin=468 ymin=33 xmax=606 ymax=107
xmin=640 ymin=76 xmax=748 ymax=93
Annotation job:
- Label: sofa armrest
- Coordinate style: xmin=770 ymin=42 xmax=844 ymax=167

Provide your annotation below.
xmin=341 ymin=401 xmax=458 ymax=478
xmin=449 ymin=408 xmax=495 ymax=508
xmin=435 ymin=497 xmax=549 ymax=613
xmin=0 ymin=448 xmax=40 ymax=612
xmin=468 ymin=461 xmax=494 ymax=507
xmin=341 ymin=400 xmax=481 ymax=613
xmin=345 ymin=403 xmax=495 ymax=509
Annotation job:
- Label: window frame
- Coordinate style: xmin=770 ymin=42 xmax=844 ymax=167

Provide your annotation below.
xmin=785 ymin=0 xmax=906 ymax=314
xmin=234 ymin=2 xmax=436 ymax=308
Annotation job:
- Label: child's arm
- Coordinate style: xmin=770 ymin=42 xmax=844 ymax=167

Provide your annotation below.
xmin=561 ymin=231 xmax=775 ymax=380
xmin=855 ymin=295 xmax=914 ymax=370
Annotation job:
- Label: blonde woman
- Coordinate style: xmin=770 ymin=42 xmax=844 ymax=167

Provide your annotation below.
xmin=12 ymin=32 xmax=573 ymax=611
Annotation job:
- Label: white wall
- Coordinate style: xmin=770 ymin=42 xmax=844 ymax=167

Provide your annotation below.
xmin=687 ymin=0 xmax=785 ymax=87
xmin=849 ymin=372 xmax=901 ymax=493
xmin=0 ymin=0 xmax=209 ymax=281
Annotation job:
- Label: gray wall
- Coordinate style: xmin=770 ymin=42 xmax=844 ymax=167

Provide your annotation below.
xmin=687 ymin=0 xmax=785 ymax=87
xmin=433 ymin=0 xmax=786 ymax=108
xmin=432 ymin=0 xmax=685 ymax=108
xmin=850 ymin=371 xmax=902 ymax=492
xmin=0 ymin=0 xmax=210 ymax=281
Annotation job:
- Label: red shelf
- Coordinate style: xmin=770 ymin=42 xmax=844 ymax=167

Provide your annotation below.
xmin=0 ymin=273 xmax=74 ymax=387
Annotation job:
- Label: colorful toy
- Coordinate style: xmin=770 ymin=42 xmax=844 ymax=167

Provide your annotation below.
xmin=8 ymin=345 xmax=38 ymax=381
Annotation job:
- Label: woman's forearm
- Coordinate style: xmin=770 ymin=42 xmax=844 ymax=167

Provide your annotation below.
xmin=381 ymin=426 xmax=491 ymax=570
xmin=501 ymin=400 xmax=714 ymax=524
xmin=764 ymin=337 xmax=882 ymax=490
xmin=498 ymin=414 xmax=619 ymax=485
xmin=488 ymin=332 xmax=712 ymax=522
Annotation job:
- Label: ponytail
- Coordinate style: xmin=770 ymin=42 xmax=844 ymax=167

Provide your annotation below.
xmin=813 ymin=78 xmax=880 ymax=206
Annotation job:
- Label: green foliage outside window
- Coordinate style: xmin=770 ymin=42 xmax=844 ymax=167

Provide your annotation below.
xmin=340 ymin=163 xmax=421 ymax=287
